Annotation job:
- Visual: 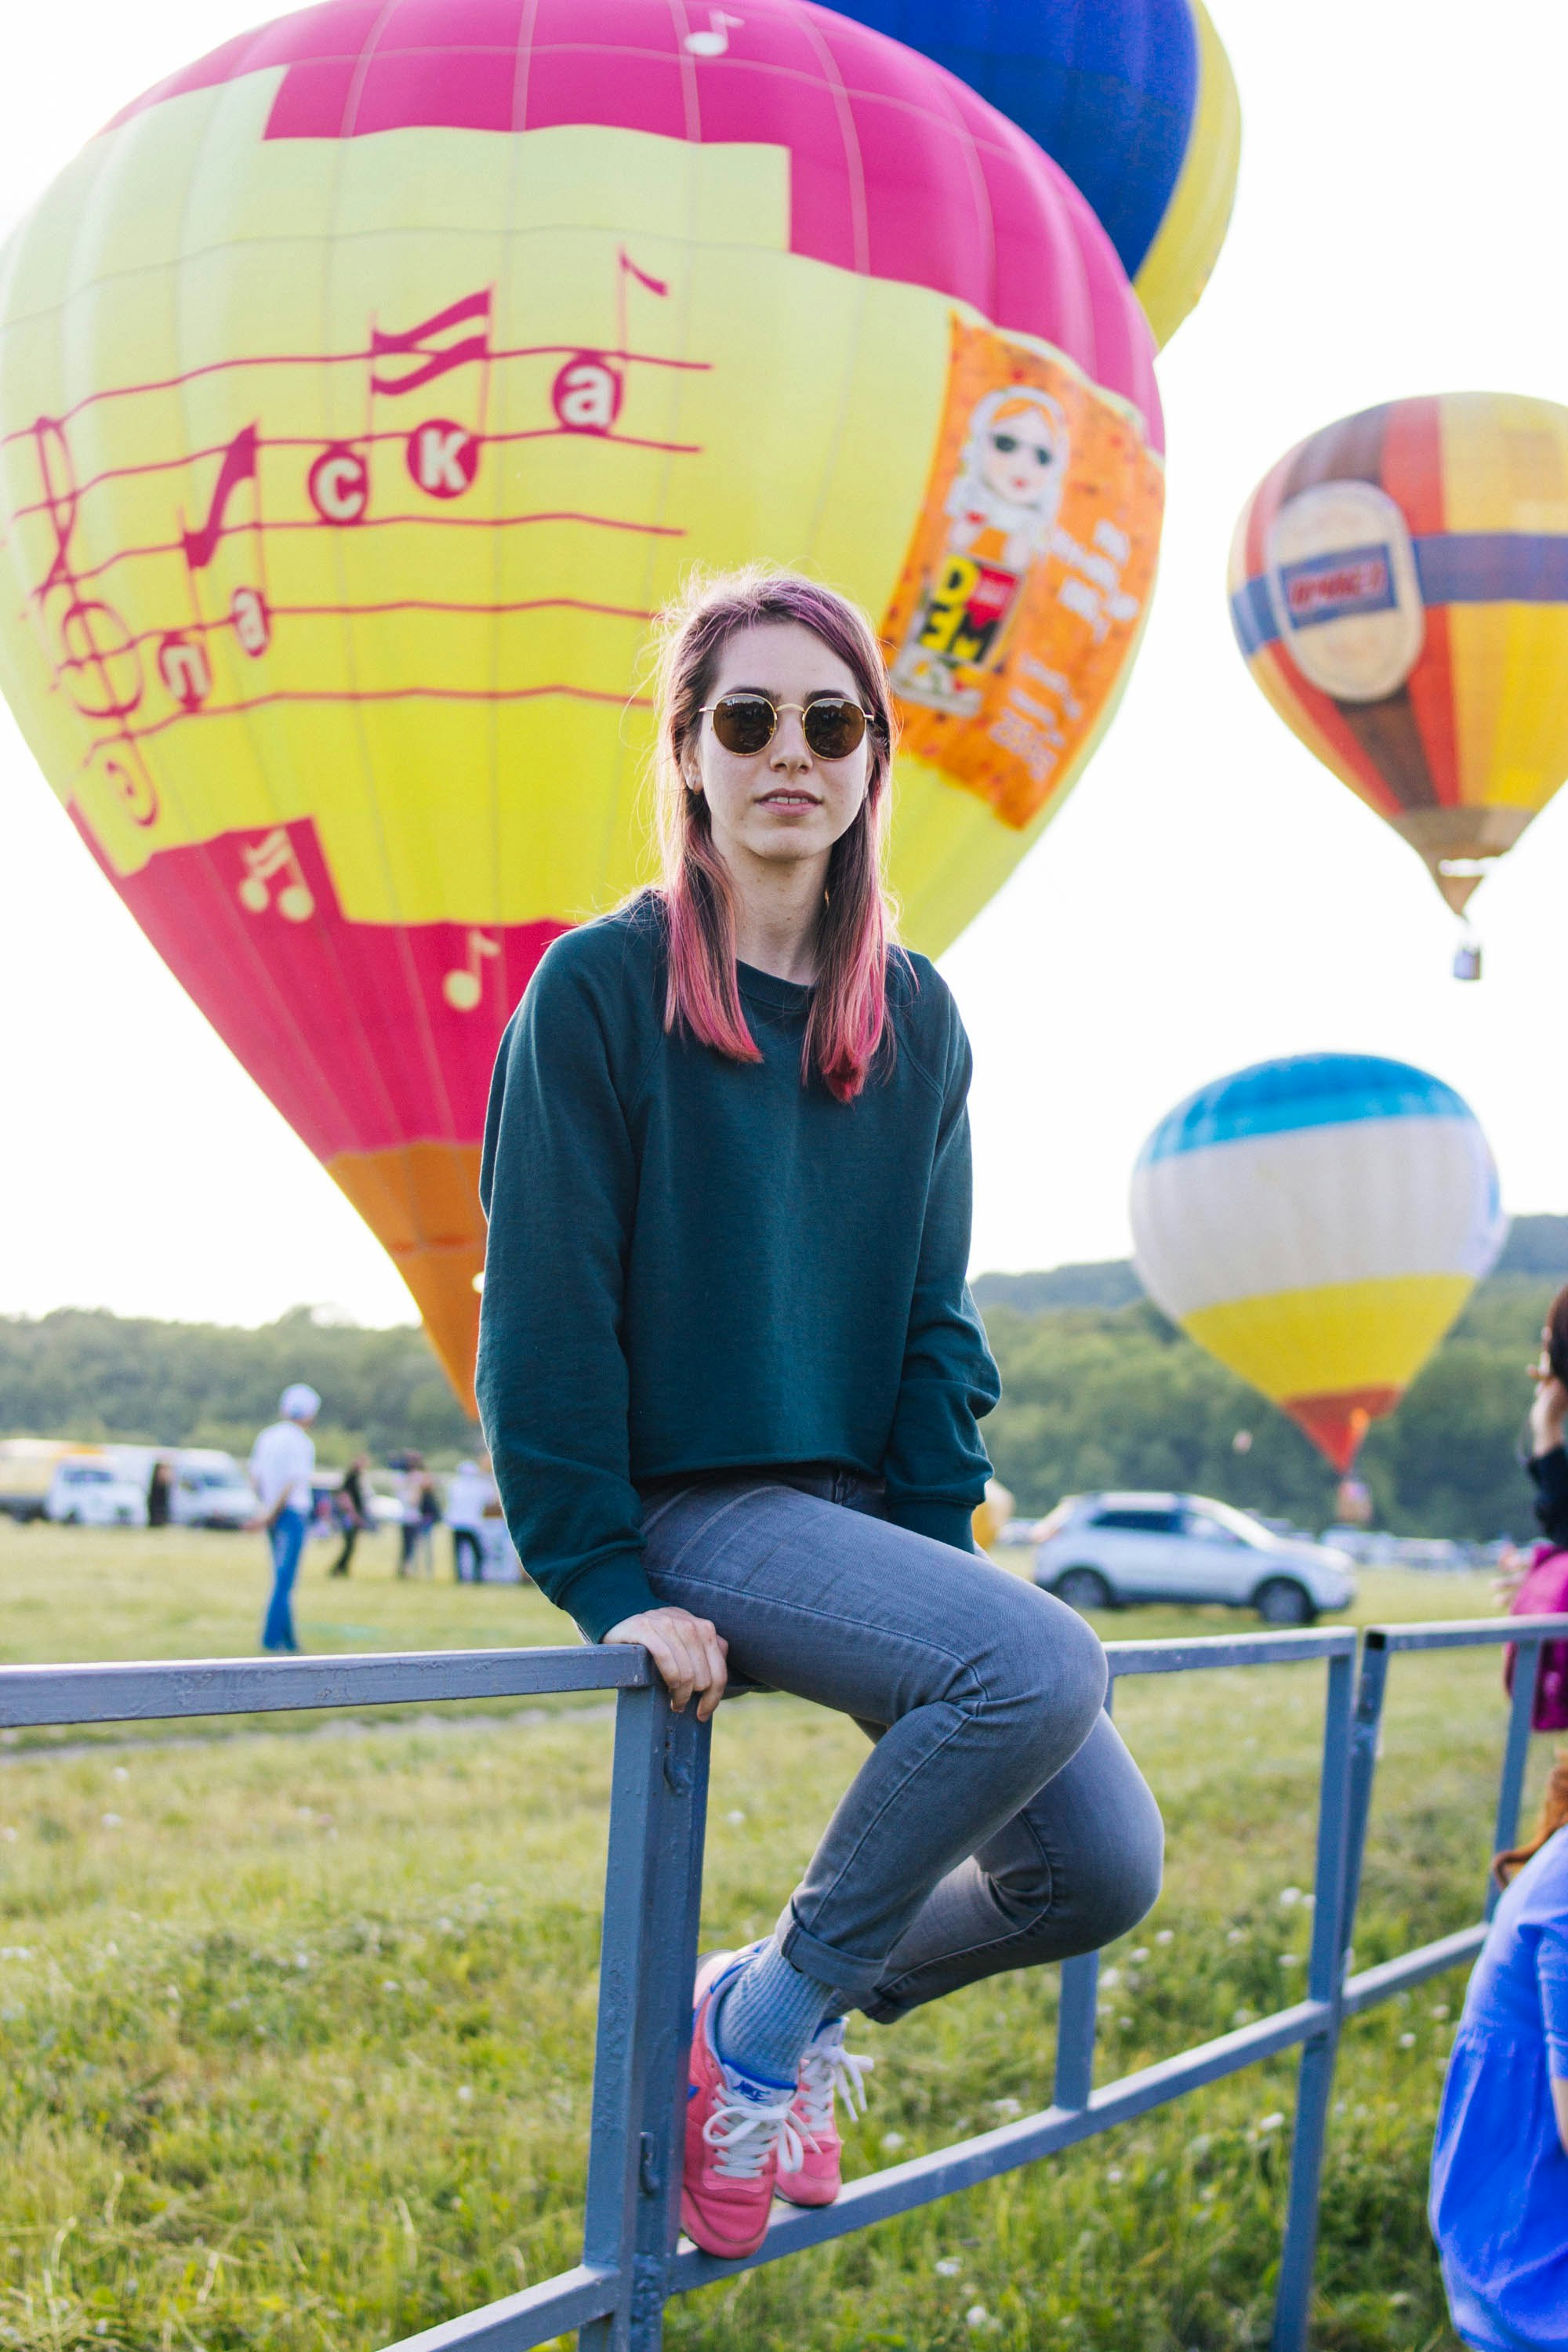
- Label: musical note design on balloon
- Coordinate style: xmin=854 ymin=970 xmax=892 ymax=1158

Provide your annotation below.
xmin=182 ymin=425 xmax=260 ymax=572
xmin=238 ymin=828 xmax=315 ymax=922
xmin=368 ymin=287 xmax=493 ymax=510
xmin=553 ymin=251 xmax=670 ymax=436
xmin=442 ymin=926 xmax=501 ymax=1011
xmin=167 ymin=421 xmax=273 ymax=715
xmin=30 ymin=416 xmax=144 ymax=725
xmin=684 ymin=10 xmax=742 ymax=55
xmin=2 ymin=265 xmax=707 ymax=818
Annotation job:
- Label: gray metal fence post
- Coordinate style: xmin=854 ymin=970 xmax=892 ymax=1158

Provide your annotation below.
xmin=1487 ymin=1637 xmax=1541 ymax=1919
xmin=1270 ymin=1646 xmax=1355 ymax=2352
xmin=1339 ymin=1633 xmax=1390 ymax=1961
xmin=1054 ymin=1683 xmax=1112 ymax=2111
xmin=576 ymin=1681 xmax=713 ymax=2352
xmin=627 ymin=1697 xmax=713 ymax=2351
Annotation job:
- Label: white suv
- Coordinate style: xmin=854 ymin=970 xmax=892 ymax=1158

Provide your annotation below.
xmin=1032 ymin=1492 xmax=1356 ymax=1626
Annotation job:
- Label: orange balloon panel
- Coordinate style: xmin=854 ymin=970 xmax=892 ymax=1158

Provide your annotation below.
xmin=0 ymin=0 xmax=1163 ymax=1404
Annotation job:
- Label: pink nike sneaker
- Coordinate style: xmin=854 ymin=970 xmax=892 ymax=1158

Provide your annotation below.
xmin=681 ymin=1950 xmax=804 ymax=2259
xmin=775 ymin=2018 xmax=874 ymax=2209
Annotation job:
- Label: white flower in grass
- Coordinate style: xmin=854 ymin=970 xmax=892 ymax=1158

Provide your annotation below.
xmin=100 ymin=1813 xmax=122 ymax=1829
xmin=1100 ymin=1968 xmax=1121 ymax=1989
xmin=964 ymin=2307 xmax=998 ymax=2332
xmin=1130 ymin=1947 xmax=1149 ymax=1964
xmin=880 ymin=2131 xmax=906 ymax=2152
xmin=1226 ymin=1929 xmax=1246 ymax=1945
xmin=1105 ymin=2167 xmax=1123 ymax=2184
xmin=935 ymin=2257 xmax=962 ymax=2278
xmin=725 ymin=1810 xmax=746 ymax=1825
xmin=1279 ymin=1953 xmax=1301 ymax=1968
xmin=457 ymin=2084 xmax=474 ymax=2103
xmin=1256 ymin=2111 xmax=1285 ymax=2134
xmin=111 ymin=1767 xmax=129 ymax=1783
xmin=1398 ymin=2032 xmax=1416 ymax=2049
xmin=1156 ymin=1929 xmax=1174 ymax=1945
xmin=1430 ymin=2003 xmax=1450 ymax=2021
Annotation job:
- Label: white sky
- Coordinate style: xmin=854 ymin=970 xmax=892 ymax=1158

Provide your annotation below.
xmin=1 ymin=0 xmax=1563 ymax=1327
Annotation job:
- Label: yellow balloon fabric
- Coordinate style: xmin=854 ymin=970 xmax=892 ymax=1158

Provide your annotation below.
xmin=0 ymin=0 xmax=1163 ymax=1403
xmin=1230 ymin=391 xmax=1568 ymax=914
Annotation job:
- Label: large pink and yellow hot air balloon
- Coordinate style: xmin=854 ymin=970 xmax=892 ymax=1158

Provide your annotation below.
xmin=0 ymin=0 xmax=1163 ymax=1405
xmin=1230 ymin=393 xmax=1568 ymax=920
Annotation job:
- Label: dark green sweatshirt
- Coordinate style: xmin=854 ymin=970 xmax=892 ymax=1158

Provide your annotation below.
xmin=475 ymin=895 xmax=1000 ymax=1641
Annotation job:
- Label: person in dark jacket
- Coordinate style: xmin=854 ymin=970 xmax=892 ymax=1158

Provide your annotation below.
xmin=146 ymin=1458 xmax=173 ymax=1529
xmin=1525 ymin=1285 xmax=1568 ymax=1544
xmin=476 ymin=569 xmax=1162 ymax=2263
xmin=329 ymin=1455 xmax=371 ymax=1577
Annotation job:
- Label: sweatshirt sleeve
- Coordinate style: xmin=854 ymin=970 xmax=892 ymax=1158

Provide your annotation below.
xmin=880 ymin=988 xmax=1001 ymax=1553
xmin=476 ymin=941 xmax=660 ymax=1642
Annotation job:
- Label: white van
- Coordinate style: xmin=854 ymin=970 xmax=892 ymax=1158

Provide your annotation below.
xmin=171 ymin=1452 xmax=260 ymax=1529
xmin=107 ymin=1446 xmax=260 ymax=1530
xmin=43 ymin=1456 xmax=147 ymax=1527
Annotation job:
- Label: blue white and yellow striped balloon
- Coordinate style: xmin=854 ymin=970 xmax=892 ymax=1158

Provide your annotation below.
xmin=1129 ymin=1055 xmax=1506 ymax=1467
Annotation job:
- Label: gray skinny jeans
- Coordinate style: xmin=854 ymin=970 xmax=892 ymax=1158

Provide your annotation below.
xmin=639 ymin=1469 xmax=1163 ymax=2023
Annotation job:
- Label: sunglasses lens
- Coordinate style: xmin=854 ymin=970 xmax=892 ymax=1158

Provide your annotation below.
xmin=710 ymin=695 xmax=776 ymax=754
xmin=804 ymin=699 xmax=868 ymax=760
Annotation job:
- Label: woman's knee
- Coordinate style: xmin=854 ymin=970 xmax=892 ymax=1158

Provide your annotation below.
xmin=975 ymin=1587 xmax=1108 ymax=1748
xmin=1075 ymin=1772 xmax=1164 ymax=1946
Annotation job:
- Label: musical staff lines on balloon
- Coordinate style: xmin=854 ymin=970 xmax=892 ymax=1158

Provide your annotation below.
xmin=0 ymin=330 xmax=711 ymax=452
xmin=2 ymin=244 xmax=706 ymax=799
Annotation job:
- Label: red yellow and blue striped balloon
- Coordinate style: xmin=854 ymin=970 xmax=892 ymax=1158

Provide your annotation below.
xmin=1130 ymin=1055 xmax=1506 ymax=1469
xmin=1229 ymin=394 xmax=1568 ymax=916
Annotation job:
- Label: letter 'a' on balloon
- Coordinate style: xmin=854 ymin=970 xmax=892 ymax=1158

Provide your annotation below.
xmin=1130 ymin=1055 xmax=1507 ymax=1470
xmin=0 ymin=0 xmax=1163 ymax=1410
xmin=1229 ymin=393 xmax=1568 ymax=922
xmin=822 ymin=0 xmax=1241 ymax=347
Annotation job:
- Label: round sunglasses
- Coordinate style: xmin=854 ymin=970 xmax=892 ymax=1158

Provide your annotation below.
xmin=699 ymin=691 xmax=876 ymax=762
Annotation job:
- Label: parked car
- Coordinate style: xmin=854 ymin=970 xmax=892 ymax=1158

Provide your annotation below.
xmin=171 ymin=1453 xmax=260 ymax=1529
xmin=43 ymin=1456 xmax=148 ymax=1527
xmin=1031 ymin=1492 xmax=1356 ymax=1625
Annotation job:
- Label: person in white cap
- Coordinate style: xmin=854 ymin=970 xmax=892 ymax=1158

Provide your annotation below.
xmin=248 ymin=1385 xmax=321 ymax=1654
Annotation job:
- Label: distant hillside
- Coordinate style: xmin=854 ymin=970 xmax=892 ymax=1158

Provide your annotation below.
xmin=971 ymin=1261 xmax=1143 ymax=1313
xmin=1495 ymin=1214 xmax=1568 ymax=1277
xmin=973 ymin=1211 xmax=1568 ymax=1316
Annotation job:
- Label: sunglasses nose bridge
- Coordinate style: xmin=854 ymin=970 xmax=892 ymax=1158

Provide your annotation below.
xmin=770 ymin=706 xmax=815 ymax=769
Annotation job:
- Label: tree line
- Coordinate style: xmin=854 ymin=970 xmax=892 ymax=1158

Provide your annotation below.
xmin=2 ymin=1216 xmax=1563 ymax=1535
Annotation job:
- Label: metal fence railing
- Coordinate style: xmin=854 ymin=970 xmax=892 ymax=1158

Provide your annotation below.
xmin=2 ymin=1611 xmax=1564 ymax=2352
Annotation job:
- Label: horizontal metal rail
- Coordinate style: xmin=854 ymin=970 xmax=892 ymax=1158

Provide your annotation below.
xmin=1 ymin=1613 xmax=1561 ymax=2351
xmin=0 ymin=1644 xmax=647 ymax=1726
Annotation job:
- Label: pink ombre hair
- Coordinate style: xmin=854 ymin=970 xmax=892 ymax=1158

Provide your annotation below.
xmin=651 ymin=568 xmax=898 ymax=1104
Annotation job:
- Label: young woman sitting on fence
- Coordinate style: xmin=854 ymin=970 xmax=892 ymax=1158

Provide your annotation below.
xmin=1429 ymin=1755 xmax=1568 ymax=2350
xmin=476 ymin=568 xmax=1163 ymax=2261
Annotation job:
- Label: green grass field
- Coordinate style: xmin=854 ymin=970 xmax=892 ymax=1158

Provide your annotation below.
xmin=0 ymin=1519 xmax=1546 ymax=2352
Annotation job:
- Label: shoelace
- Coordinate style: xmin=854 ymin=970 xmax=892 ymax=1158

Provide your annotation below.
xmin=702 ymin=2085 xmax=805 ymax=2181
xmin=793 ymin=2038 xmax=874 ymax=2138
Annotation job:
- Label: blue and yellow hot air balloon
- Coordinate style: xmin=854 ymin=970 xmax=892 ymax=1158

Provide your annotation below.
xmin=826 ymin=0 xmax=1241 ymax=345
xmin=1130 ymin=1055 xmax=1506 ymax=1469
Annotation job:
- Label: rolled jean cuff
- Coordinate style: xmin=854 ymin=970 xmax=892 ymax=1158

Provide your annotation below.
xmin=775 ymin=1900 xmax=887 ymax=2000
